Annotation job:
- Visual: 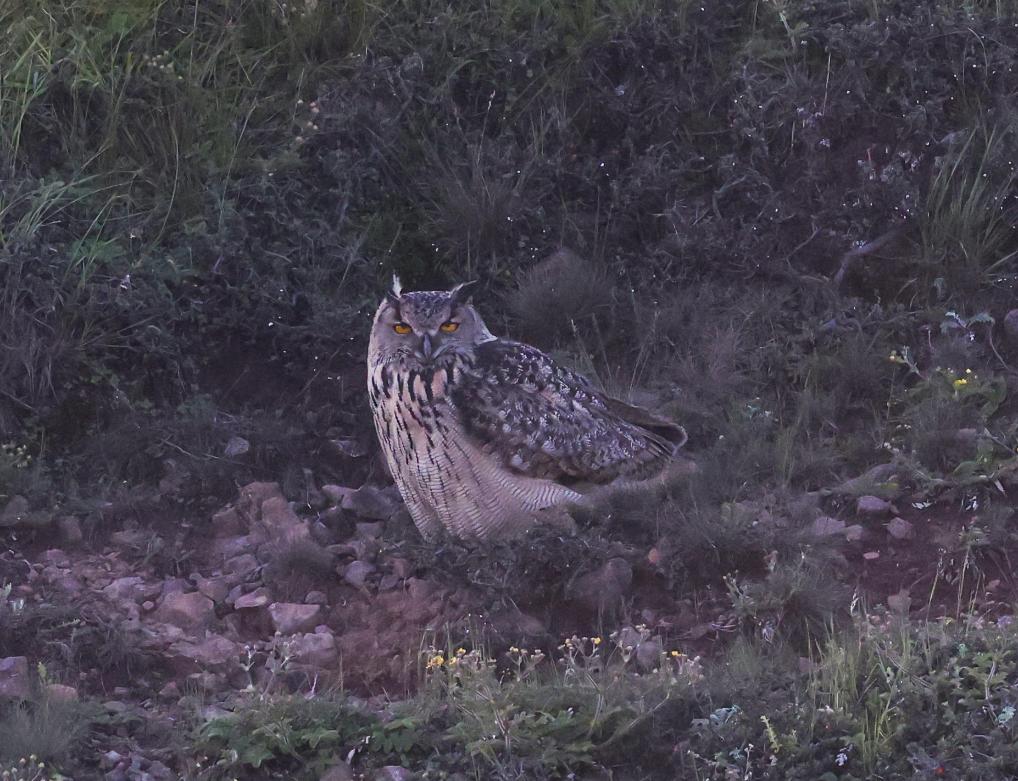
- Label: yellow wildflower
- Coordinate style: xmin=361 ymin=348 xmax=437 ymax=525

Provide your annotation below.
xmin=953 ymin=378 xmax=968 ymax=388
xmin=592 ymin=636 xmax=602 ymax=646
xmin=426 ymin=654 xmax=445 ymax=670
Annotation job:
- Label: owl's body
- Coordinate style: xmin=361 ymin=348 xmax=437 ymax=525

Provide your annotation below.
xmin=368 ymin=281 xmax=686 ymax=541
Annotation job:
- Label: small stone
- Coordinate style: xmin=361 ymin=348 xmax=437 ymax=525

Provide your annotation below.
xmin=224 ymin=553 xmax=260 ymax=578
xmin=356 ymin=521 xmax=384 ymax=539
xmin=844 ymin=524 xmax=865 ymax=541
xmin=305 ymin=590 xmax=328 ymax=605
xmin=374 ymin=767 xmax=415 ymax=781
xmin=0 ymin=495 xmax=29 ymax=527
xmin=110 ymin=528 xmax=150 ymax=547
xmin=568 ymin=558 xmax=632 ymax=612
xmin=856 ymin=495 xmax=892 ymax=516
xmin=319 ymin=763 xmax=355 ymax=781
xmin=194 ymin=575 xmax=231 ymax=603
xmin=378 ymin=574 xmax=401 ymax=591
xmin=0 ymin=656 xmax=31 ymax=701
xmin=168 ymin=635 xmax=242 ymax=672
xmin=341 ymin=485 xmax=399 ymax=520
xmin=45 ymin=683 xmax=78 ymax=703
xmin=812 ymin=516 xmax=845 ymax=537
xmin=327 ymin=439 xmax=367 ymax=459
xmin=211 ymin=506 xmax=245 ymax=537
xmin=321 ymin=484 xmax=353 ymax=504
xmin=1003 ymin=309 xmax=1018 ymax=342
xmin=101 ymin=750 xmax=124 ymax=770
xmin=234 ymin=586 xmax=272 ymax=609
xmin=158 ymin=681 xmax=180 ymax=700
xmin=387 ymin=558 xmax=412 ymax=579
xmin=863 ymin=551 xmax=880 ymax=560
xmin=41 ymin=548 xmax=71 ymax=567
xmin=343 ymin=560 xmax=376 ymax=588
xmin=153 ymin=591 xmax=216 ymax=630
xmin=268 ymin=603 xmax=322 ymax=634
xmin=635 ymin=638 xmax=663 ymax=671
xmin=291 ymin=631 xmax=339 ymax=667
xmin=887 ymin=589 xmax=912 ymax=614
xmin=886 ymin=517 xmax=914 ymax=540
xmin=224 ymin=436 xmax=250 ymax=457
xmin=57 ymin=515 xmax=84 ymax=544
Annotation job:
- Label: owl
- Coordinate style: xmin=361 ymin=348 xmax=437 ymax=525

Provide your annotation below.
xmin=367 ymin=278 xmax=687 ymax=541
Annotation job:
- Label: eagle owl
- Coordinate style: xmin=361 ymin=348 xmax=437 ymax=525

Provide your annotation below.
xmin=367 ymin=278 xmax=687 ymax=541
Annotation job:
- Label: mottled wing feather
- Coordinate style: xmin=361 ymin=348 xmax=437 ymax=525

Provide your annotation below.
xmin=451 ymin=340 xmax=684 ymax=484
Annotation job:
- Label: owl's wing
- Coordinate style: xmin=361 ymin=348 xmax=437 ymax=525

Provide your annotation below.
xmin=451 ymin=340 xmax=686 ymax=484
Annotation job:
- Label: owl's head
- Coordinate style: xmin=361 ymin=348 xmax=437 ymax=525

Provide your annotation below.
xmin=369 ymin=277 xmax=495 ymax=369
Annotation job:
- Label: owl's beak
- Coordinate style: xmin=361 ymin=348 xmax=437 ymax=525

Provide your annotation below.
xmin=419 ymin=333 xmax=434 ymax=362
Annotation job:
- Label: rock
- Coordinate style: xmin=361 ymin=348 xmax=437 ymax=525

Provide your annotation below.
xmin=1004 ymin=309 xmax=1018 ymax=343
xmin=187 ymin=671 xmax=227 ymax=693
xmin=211 ymin=506 xmax=245 ymax=537
xmin=224 ymin=436 xmax=250 ymax=457
xmin=101 ymin=751 xmax=124 ymax=770
xmin=260 ymin=496 xmax=310 ymax=543
xmin=0 ymin=656 xmax=31 ymax=701
xmin=844 ymin=524 xmax=865 ymax=541
xmin=812 ymin=516 xmax=845 ymax=537
xmin=375 ymin=768 xmax=415 ymax=781
xmin=356 ymin=521 xmax=384 ymax=539
xmin=224 ymin=553 xmax=260 ymax=578
xmin=0 ymin=495 xmax=29 ymax=527
xmin=153 ymin=591 xmax=216 ymax=630
xmin=158 ymin=681 xmax=180 ymax=700
xmin=168 ymin=635 xmax=242 ymax=672
xmin=378 ymin=574 xmax=402 ymax=591
xmin=387 ymin=558 xmax=412 ymax=579
xmin=341 ymin=485 xmax=399 ymax=520
xmin=57 ymin=515 xmax=84 ymax=544
xmin=110 ymin=529 xmax=150 ymax=548
xmin=886 ymin=517 xmax=914 ymax=540
xmin=635 ymin=638 xmax=663 ymax=671
xmin=321 ymin=484 xmax=353 ymax=504
xmin=342 ymin=560 xmax=377 ymax=588
xmin=305 ymin=590 xmax=328 ymax=605
xmin=268 ymin=603 xmax=322 ymax=635
xmin=291 ymin=631 xmax=339 ymax=667
xmin=327 ymin=438 xmax=368 ymax=459
xmin=887 ymin=589 xmax=912 ymax=614
xmin=193 ymin=575 xmax=231 ymax=603
xmin=103 ymin=576 xmax=160 ymax=604
xmin=486 ymin=608 xmax=547 ymax=645
xmin=41 ymin=548 xmax=71 ymax=568
xmin=856 ymin=495 xmax=893 ymax=516
xmin=568 ymin=558 xmax=633 ymax=612
xmin=161 ymin=577 xmax=190 ymax=595
xmin=320 ymin=763 xmax=355 ymax=781
xmin=234 ymin=586 xmax=272 ymax=609
xmin=236 ymin=482 xmax=309 ymax=543
xmin=45 ymin=683 xmax=78 ymax=703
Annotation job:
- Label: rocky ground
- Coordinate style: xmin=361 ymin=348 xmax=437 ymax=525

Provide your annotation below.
xmin=2 ymin=456 xmax=1016 ymax=779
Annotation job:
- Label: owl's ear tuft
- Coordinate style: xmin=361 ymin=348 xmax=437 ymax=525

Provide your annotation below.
xmin=386 ymin=274 xmax=403 ymax=307
xmin=450 ymin=279 xmax=479 ymax=306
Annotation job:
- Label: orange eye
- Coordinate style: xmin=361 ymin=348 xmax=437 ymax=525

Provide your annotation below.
xmin=393 ymin=322 xmax=412 ymax=335
xmin=440 ymin=321 xmax=459 ymax=333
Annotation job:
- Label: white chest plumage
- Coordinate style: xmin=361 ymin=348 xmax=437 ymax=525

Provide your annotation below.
xmin=367 ymin=360 xmax=580 ymax=540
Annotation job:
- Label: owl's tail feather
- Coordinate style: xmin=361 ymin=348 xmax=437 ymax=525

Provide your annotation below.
xmin=602 ymin=397 xmax=688 ymax=454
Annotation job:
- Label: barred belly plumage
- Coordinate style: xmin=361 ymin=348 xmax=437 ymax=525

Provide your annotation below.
xmin=368 ymin=361 xmax=581 ymax=540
